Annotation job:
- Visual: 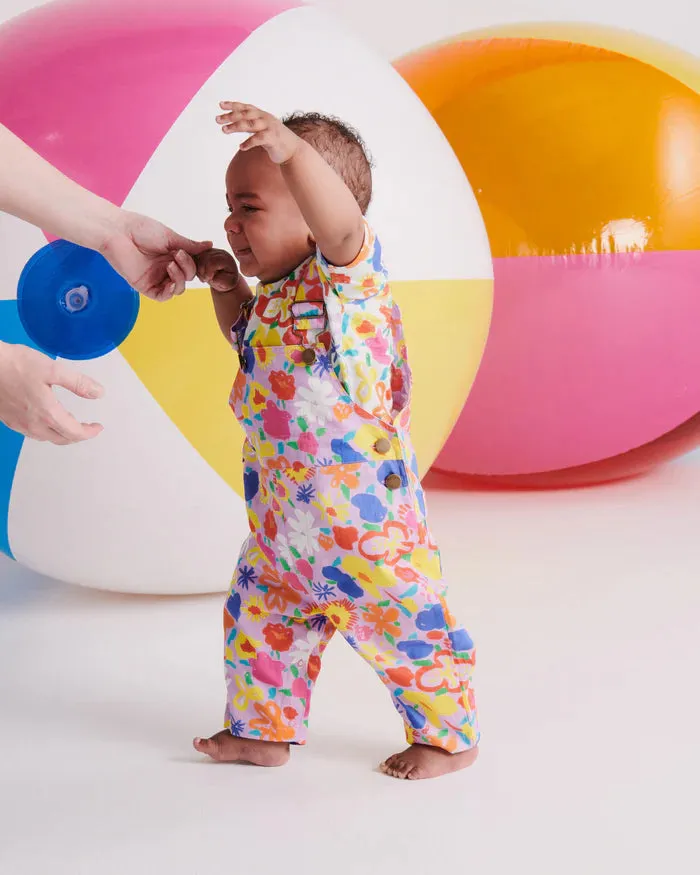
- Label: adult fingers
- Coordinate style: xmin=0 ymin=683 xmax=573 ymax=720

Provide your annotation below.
xmin=167 ymin=260 xmax=187 ymax=296
xmin=47 ymin=398 xmax=103 ymax=443
xmin=174 ymin=249 xmax=197 ymax=282
xmin=50 ymin=362 xmax=104 ymax=399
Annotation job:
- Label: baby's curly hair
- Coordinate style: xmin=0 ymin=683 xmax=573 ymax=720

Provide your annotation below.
xmin=282 ymin=112 xmax=373 ymax=214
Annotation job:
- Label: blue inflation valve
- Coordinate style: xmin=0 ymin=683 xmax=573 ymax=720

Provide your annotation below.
xmin=17 ymin=240 xmax=140 ymax=361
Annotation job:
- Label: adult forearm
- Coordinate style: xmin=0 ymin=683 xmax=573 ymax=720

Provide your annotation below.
xmin=0 ymin=123 xmax=123 ymax=250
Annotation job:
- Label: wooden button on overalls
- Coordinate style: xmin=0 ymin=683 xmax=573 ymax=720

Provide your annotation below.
xmin=384 ymin=473 xmax=402 ymax=490
xmin=374 ymin=437 xmax=391 ymax=455
xmin=301 ymin=348 xmax=316 ymax=365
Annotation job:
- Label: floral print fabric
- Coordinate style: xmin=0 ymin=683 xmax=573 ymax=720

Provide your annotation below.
xmin=224 ymin=223 xmax=479 ymax=752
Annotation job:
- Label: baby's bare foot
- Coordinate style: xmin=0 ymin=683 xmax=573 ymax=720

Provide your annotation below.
xmin=380 ymin=744 xmax=478 ymax=780
xmin=193 ymin=730 xmax=290 ymax=767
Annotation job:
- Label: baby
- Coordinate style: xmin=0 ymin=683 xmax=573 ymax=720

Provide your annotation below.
xmin=187 ymin=102 xmax=479 ymax=780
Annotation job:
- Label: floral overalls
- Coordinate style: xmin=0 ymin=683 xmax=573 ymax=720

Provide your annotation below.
xmin=224 ymin=223 xmax=479 ymax=752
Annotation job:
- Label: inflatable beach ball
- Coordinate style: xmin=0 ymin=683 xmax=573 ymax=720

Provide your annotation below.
xmin=397 ymin=24 xmax=700 ymax=487
xmin=0 ymin=0 xmax=492 ymax=593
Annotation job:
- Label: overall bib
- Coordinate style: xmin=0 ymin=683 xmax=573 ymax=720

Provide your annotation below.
xmin=223 ymin=254 xmax=479 ymax=753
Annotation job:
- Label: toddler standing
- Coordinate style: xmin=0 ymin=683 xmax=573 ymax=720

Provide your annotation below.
xmin=184 ymin=102 xmax=479 ymax=779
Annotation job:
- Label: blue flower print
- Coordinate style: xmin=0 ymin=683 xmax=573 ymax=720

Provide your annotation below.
xmin=378 ymin=460 xmax=408 ymax=488
xmin=351 ymin=492 xmax=386 ymax=523
xmin=322 ymin=565 xmax=364 ymax=599
xmin=297 ymin=484 xmax=315 ymax=504
xmin=449 ymin=628 xmax=474 ymax=653
xmin=416 ymin=604 xmax=445 ymax=632
xmin=226 ymin=591 xmax=242 ymax=622
xmin=331 ymin=439 xmax=365 ymax=464
xmin=397 ymin=639 xmax=433 ymax=660
xmin=238 ymin=566 xmax=256 ymax=590
xmin=229 ymin=719 xmax=245 ymax=737
xmin=312 ymin=582 xmax=335 ymax=601
xmin=243 ymin=468 xmax=259 ymax=502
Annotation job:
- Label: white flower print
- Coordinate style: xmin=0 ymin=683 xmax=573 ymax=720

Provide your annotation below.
xmin=288 ymin=508 xmax=321 ymax=555
xmin=276 ymin=533 xmax=296 ymax=567
xmin=295 ymin=376 xmax=336 ymax=425
xmin=289 ymin=631 xmax=322 ymax=665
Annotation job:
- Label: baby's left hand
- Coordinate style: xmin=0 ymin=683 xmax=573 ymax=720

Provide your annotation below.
xmin=216 ymin=102 xmax=301 ymax=165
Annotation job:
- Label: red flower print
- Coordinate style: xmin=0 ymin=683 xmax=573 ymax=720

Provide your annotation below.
xmin=333 ymin=526 xmax=358 ymax=550
xmin=395 ymin=564 xmax=421 ymax=583
xmin=296 ymin=559 xmax=314 ymax=580
xmin=391 ymin=365 xmax=404 ymax=393
xmin=298 ymin=431 xmax=319 ymax=455
xmin=264 ymin=510 xmax=277 ymax=541
xmin=269 ymin=370 xmax=296 ymax=401
xmin=283 ymin=707 xmax=298 ymax=722
xmin=386 ymin=666 xmax=414 ymax=688
xmin=262 ymin=400 xmax=291 ymax=440
xmin=263 ymin=622 xmax=294 ymax=653
xmin=415 ymin=649 xmax=463 ymax=694
xmin=308 ymin=654 xmax=322 ymax=682
xmin=251 ymin=652 xmax=285 ymax=688
xmin=356 ymin=319 xmax=374 ymax=335
xmin=358 ymin=521 xmax=414 ymax=566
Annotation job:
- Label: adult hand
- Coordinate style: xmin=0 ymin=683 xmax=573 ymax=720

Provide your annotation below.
xmin=0 ymin=343 xmax=104 ymax=444
xmin=100 ymin=211 xmax=212 ymax=302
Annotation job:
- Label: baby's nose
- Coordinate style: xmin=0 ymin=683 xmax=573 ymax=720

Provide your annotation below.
xmin=224 ymin=215 xmax=242 ymax=234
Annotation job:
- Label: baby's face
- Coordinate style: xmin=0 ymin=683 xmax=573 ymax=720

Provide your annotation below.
xmin=224 ymin=148 xmax=314 ymax=283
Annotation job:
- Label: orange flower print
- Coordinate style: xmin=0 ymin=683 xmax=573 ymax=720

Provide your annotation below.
xmin=330 ymin=464 xmax=361 ymax=489
xmin=263 ymin=622 xmax=294 ymax=653
xmin=333 ymin=402 xmax=354 ymax=422
xmin=358 ymin=521 xmax=414 ymax=566
xmin=249 ymin=702 xmax=296 ymax=742
xmin=260 ymin=566 xmax=302 ymax=613
xmin=318 ymin=533 xmax=335 ymax=551
xmin=356 ymin=319 xmax=375 ymax=335
xmin=363 ymin=603 xmax=401 ymax=637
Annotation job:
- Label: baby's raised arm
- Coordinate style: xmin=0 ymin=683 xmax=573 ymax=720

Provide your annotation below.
xmin=216 ymin=102 xmax=365 ymax=267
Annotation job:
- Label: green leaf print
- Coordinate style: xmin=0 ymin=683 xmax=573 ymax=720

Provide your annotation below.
xmin=288 ymin=442 xmax=298 ymax=450
xmin=377 ymin=600 xmax=391 ymax=608
xmin=291 ymin=665 xmax=299 ymax=679
xmin=245 ymin=672 xmax=254 ymax=686
xmin=279 ymin=688 xmax=292 ymax=697
xmin=298 ymin=417 xmax=308 ymax=431
xmin=383 ymin=632 xmax=396 ymax=646
xmin=341 ymin=484 xmax=350 ymax=501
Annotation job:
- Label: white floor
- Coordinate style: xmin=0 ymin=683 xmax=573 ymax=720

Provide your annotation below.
xmin=1 ymin=454 xmax=699 ymax=875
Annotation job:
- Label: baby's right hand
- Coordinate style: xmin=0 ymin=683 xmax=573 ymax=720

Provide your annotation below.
xmin=195 ymin=248 xmax=240 ymax=292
